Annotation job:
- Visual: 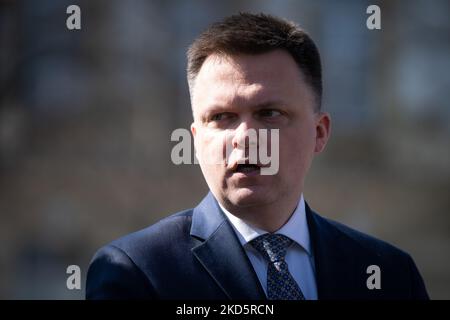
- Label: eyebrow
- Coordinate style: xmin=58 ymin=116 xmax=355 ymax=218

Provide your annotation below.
xmin=205 ymin=100 xmax=286 ymax=112
xmin=199 ymin=100 xmax=287 ymax=122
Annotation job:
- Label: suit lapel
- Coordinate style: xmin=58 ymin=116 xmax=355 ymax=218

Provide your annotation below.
xmin=190 ymin=194 xmax=358 ymax=300
xmin=190 ymin=193 xmax=266 ymax=300
xmin=306 ymin=203 xmax=358 ymax=299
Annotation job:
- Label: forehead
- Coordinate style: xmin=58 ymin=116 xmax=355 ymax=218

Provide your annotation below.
xmin=192 ymin=50 xmax=308 ymax=109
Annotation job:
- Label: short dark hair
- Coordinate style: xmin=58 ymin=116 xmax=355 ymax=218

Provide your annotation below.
xmin=187 ymin=12 xmax=323 ymax=109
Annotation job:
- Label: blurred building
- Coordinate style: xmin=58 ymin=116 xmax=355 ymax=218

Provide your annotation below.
xmin=0 ymin=0 xmax=449 ymax=299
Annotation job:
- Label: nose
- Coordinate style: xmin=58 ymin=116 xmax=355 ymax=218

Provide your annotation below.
xmin=231 ymin=118 xmax=258 ymax=151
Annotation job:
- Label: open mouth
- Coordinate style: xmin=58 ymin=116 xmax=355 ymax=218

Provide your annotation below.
xmin=235 ymin=164 xmax=261 ymax=174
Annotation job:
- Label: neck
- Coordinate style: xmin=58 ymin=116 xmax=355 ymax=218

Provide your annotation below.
xmin=221 ymin=193 xmax=302 ymax=233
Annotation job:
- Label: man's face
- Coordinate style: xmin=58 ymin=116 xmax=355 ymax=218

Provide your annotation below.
xmin=191 ymin=50 xmax=330 ymax=212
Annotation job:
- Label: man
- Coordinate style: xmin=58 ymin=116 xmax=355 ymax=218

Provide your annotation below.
xmin=86 ymin=13 xmax=429 ymax=300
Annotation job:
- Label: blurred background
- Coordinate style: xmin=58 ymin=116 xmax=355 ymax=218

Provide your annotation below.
xmin=0 ymin=0 xmax=449 ymax=299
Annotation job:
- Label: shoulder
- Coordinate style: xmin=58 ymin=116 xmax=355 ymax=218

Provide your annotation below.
xmin=309 ymin=209 xmax=417 ymax=275
xmin=317 ymin=214 xmax=429 ymax=298
xmin=323 ymin=215 xmax=410 ymax=260
xmin=109 ymin=209 xmax=194 ymax=251
xmin=316 ymin=212 xmax=429 ymax=296
xmin=92 ymin=209 xmax=196 ymax=267
xmin=90 ymin=208 xmax=195 ymax=267
xmin=86 ymin=209 xmax=195 ymax=299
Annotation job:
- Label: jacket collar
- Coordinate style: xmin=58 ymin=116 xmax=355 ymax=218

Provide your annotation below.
xmin=190 ymin=192 xmax=266 ymax=299
xmin=305 ymin=202 xmax=358 ymax=299
xmin=190 ymin=192 xmax=357 ymax=300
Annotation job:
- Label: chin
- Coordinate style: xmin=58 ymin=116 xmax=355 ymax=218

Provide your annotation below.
xmin=227 ymin=187 xmax=274 ymax=208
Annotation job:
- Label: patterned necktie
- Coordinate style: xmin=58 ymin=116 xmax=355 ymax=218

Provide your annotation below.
xmin=251 ymin=233 xmax=305 ymax=300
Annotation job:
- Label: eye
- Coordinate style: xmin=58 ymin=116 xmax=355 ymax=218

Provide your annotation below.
xmin=210 ymin=112 xmax=234 ymax=122
xmin=258 ymin=109 xmax=282 ymax=118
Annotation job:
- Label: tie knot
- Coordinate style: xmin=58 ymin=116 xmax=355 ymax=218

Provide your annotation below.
xmin=251 ymin=234 xmax=293 ymax=263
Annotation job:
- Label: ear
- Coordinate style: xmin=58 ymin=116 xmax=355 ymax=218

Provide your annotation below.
xmin=314 ymin=112 xmax=331 ymax=154
xmin=190 ymin=122 xmax=200 ymax=163
xmin=191 ymin=122 xmax=199 ymax=153
xmin=190 ymin=122 xmax=197 ymax=138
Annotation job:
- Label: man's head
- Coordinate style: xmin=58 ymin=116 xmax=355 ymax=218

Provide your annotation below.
xmin=188 ymin=13 xmax=330 ymax=228
xmin=187 ymin=12 xmax=323 ymax=110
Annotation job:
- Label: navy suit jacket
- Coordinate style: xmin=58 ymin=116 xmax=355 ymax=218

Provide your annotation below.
xmin=86 ymin=192 xmax=429 ymax=299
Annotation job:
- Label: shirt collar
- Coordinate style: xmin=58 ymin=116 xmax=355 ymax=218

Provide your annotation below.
xmin=219 ymin=194 xmax=311 ymax=256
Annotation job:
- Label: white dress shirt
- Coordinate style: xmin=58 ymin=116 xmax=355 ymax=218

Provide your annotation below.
xmin=219 ymin=194 xmax=318 ymax=300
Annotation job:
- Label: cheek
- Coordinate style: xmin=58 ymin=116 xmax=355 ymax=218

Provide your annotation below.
xmin=279 ymin=127 xmax=316 ymax=167
xmin=196 ymin=130 xmax=227 ymax=166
